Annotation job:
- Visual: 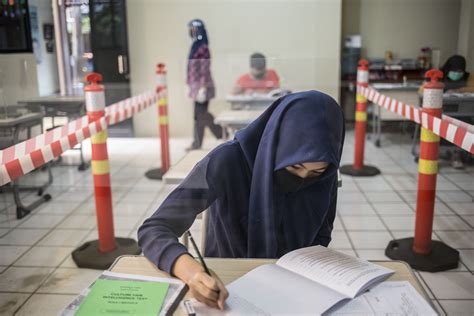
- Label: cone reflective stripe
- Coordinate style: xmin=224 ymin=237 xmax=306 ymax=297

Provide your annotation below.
xmin=84 ymin=73 xmax=116 ymax=253
xmin=413 ymin=69 xmax=443 ymax=255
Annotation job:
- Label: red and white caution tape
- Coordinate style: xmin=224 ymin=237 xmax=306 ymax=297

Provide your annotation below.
xmin=106 ymin=91 xmax=158 ymax=125
xmin=358 ymin=86 xmax=474 ymax=154
xmin=0 ymin=90 xmax=159 ymax=186
xmin=0 ymin=117 xmax=106 ymax=186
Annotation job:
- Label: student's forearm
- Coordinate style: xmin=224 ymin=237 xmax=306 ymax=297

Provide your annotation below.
xmin=172 ymin=253 xmax=204 ymax=281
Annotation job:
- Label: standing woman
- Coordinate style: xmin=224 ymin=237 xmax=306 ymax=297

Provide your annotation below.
xmin=138 ymin=90 xmax=345 ymax=309
xmin=187 ymin=19 xmax=223 ymax=150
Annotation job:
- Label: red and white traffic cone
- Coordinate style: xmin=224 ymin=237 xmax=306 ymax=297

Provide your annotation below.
xmin=385 ymin=69 xmax=459 ymax=272
xmin=72 ymin=72 xmax=141 ymax=270
xmin=340 ymin=59 xmax=380 ymax=177
xmin=146 ymin=63 xmax=171 ymax=180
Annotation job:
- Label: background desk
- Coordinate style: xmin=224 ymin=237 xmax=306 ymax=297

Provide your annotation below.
xmin=18 ymin=95 xmax=89 ymax=170
xmin=18 ymin=95 xmax=85 ymax=119
xmin=226 ymin=95 xmax=277 ymax=110
xmin=163 ymin=150 xmax=209 ymax=185
xmin=162 ymin=149 xmax=210 ymax=250
xmin=369 ymin=83 xmax=421 ymax=147
xmin=0 ymin=111 xmax=52 ymax=219
xmin=110 ymin=255 xmax=432 ymax=315
xmin=214 ymin=110 xmax=263 ymax=138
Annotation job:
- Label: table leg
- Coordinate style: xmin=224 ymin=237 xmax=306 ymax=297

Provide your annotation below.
xmin=376 ymin=106 xmax=382 ymax=147
xmin=77 ymin=142 xmax=90 ymax=171
xmin=11 ymin=121 xmax=52 ymax=219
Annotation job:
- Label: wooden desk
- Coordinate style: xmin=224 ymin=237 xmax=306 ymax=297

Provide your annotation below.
xmin=215 ymin=110 xmax=263 ymax=139
xmin=18 ymin=95 xmax=85 ymax=117
xmin=110 ymin=255 xmax=431 ymax=315
xmin=162 ymin=150 xmax=210 ymax=249
xmin=226 ymin=94 xmax=277 ymax=110
xmin=163 ymin=150 xmax=209 ymax=185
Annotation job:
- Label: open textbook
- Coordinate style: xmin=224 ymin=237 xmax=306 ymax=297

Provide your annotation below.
xmin=226 ymin=246 xmax=394 ymax=314
xmin=195 ymin=246 xmax=395 ymax=315
xmin=192 ymin=281 xmax=437 ymax=315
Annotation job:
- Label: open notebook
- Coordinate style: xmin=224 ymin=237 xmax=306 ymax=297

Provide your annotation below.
xmin=223 ymin=246 xmax=394 ymax=315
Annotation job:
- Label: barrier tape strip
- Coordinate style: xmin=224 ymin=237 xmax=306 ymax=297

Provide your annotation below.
xmin=358 ymin=86 xmax=474 ymax=154
xmin=0 ymin=90 xmax=160 ymax=186
xmin=0 ymin=117 xmax=106 ymax=186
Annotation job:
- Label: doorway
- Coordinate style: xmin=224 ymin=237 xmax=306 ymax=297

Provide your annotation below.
xmin=57 ymin=0 xmax=133 ymax=136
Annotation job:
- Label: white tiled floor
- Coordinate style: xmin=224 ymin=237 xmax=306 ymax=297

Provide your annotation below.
xmin=0 ymin=132 xmax=473 ymax=315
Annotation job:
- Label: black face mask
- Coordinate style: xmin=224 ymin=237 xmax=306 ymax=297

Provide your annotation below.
xmin=274 ymin=168 xmax=321 ymax=194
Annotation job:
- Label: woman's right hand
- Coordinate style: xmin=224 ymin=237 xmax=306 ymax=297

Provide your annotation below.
xmin=173 ymin=254 xmax=229 ymax=309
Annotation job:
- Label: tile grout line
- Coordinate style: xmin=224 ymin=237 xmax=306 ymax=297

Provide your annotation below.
xmin=10 ymin=146 xmax=149 ymax=314
xmin=351 ymin=179 xmax=396 ymax=240
xmin=9 ymin=139 xmax=176 ymax=314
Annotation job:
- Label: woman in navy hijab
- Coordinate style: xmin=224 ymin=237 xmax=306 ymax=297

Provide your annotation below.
xmin=139 ymin=90 xmax=345 ymax=309
xmin=186 ymin=19 xmax=223 ymax=150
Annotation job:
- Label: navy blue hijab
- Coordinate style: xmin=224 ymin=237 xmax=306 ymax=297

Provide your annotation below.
xmin=235 ymin=90 xmax=345 ymax=257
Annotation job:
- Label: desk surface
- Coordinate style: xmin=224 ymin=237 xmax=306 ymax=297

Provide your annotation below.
xmin=163 ymin=150 xmax=209 ymax=184
xmin=0 ymin=112 xmax=44 ymax=127
xmin=214 ymin=110 xmax=263 ymax=126
xmin=226 ymin=94 xmax=277 ymax=103
xmin=371 ymin=83 xmax=421 ymax=91
xmin=110 ymin=255 xmax=431 ymax=315
xmin=18 ymin=95 xmax=85 ymax=104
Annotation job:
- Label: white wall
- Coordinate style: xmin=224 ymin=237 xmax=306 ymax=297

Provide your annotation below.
xmin=343 ymin=0 xmax=460 ymax=62
xmin=127 ymin=0 xmax=342 ymax=137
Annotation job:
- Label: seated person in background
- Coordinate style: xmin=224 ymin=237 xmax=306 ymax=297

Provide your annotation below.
xmin=440 ymin=55 xmax=473 ymax=169
xmin=441 ymin=55 xmax=474 ymax=93
xmin=232 ymin=52 xmax=280 ymax=95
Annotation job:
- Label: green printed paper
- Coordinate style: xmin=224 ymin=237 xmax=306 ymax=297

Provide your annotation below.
xmin=75 ymin=279 xmax=169 ymax=316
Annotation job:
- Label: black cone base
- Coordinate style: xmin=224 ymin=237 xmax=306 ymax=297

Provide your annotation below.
xmin=385 ymin=237 xmax=459 ymax=272
xmin=340 ymin=164 xmax=380 ymax=177
xmin=72 ymin=238 xmax=142 ymax=270
xmin=145 ymin=168 xmax=164 ymax=180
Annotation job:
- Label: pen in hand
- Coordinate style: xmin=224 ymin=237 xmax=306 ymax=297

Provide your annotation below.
xmin=186 ymin=230 xmax=228 ymax=310
xmin=186 ymin=231 xmax=212 ymax=276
